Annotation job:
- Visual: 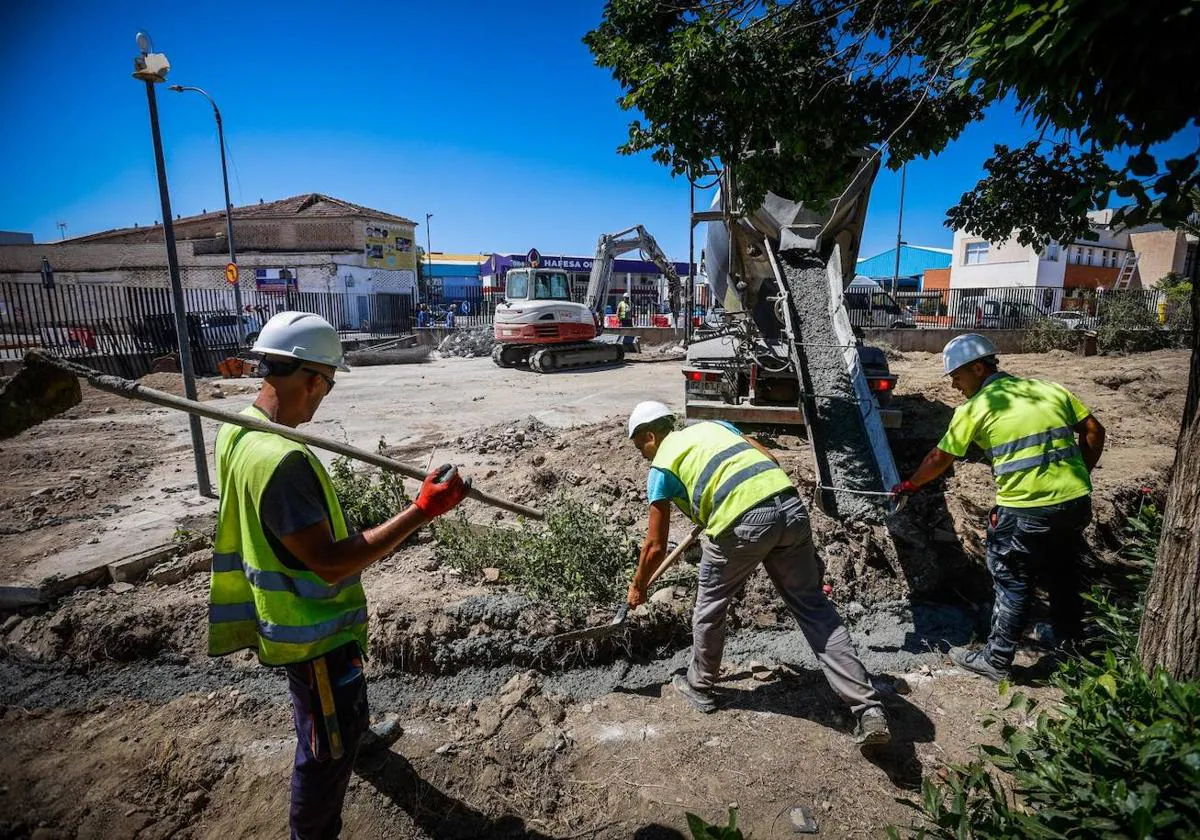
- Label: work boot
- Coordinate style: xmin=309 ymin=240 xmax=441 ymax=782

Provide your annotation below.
xmin=672 ymin=674 xmax=717 ymax=714
xmin=950 ymin=646 xmax=1010 ymax=683
xmin=853 ymin=706 xmax=891 ymax=747
xmin=359 ymin=716 xmax=403 ymax=755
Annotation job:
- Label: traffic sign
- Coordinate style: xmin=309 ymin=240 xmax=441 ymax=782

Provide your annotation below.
xmin=224 ymin=262 xmax=239 ymax=284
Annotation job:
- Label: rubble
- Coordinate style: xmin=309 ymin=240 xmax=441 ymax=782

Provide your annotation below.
xmin=437 ymin=326 xmax=496 ymax=358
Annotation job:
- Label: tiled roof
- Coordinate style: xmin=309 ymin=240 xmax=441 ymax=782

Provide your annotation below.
xmin=69 ymin=193 xmax=415 ymax=242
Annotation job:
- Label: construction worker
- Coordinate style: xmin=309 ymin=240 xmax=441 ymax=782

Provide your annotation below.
xmin=894 ymin=334 xmax=1105 ymax=682
xmin=209 ymin=311 xmax=470 ymax=838
xmin=617 ymin=292 xmax=633 ymax=327
xmin=626 ymin=402 xmax=890 ymax=746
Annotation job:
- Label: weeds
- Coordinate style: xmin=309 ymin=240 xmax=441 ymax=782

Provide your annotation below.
xmin=1021 ymin=319 xmax=1079 ymax=353
xmin=687 ymin=808 xmax=744 ymax=839
xmin=433 ymin=495 xmax=639 ymax=620
xmin=1096 ymin=294 xmax=1171 ymax=353
xmin=889 ymin=504 xmax=1200 ymax=839
xmin=328 ymin=438 xmax=411 ymax=530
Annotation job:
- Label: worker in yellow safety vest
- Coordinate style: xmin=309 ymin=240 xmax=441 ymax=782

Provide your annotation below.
xmin=893 ymin=334 xmax=1106 ymax=682
xmin=617 ymin=292 xmax=633 ymax=327
xmin=209 ymin=311 xmax=470 ymax=838
xmin=626 ymin=402 xmax=890 ymax=747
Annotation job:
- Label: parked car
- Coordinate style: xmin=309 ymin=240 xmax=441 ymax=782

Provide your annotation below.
xmin=952 ymin=296 xmax=1048 ymax=329
xmin=198 ymin=313 xmax=261 ymax=348
xmin=844 ymin=278 xmax=916 ymax=328
xmin=1047 ymin=310 xmax=1097 ymax=330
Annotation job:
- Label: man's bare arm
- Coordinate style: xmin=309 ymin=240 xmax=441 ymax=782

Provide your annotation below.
xmin=280 ymin=505 xmax=430 ymax=585
xmin=1075 ymin=414 xmax=1106 ymax=472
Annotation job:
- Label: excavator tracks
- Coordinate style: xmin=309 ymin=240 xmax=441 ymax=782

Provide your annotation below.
xmin=491 ymin=341 xmax=625 ymax=372
xmin=528 ymin=342 xmax=624 ymax=373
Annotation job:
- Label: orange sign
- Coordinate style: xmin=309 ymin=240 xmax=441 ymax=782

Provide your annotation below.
xmin=224 ymin=263 xmax=239 ymax=284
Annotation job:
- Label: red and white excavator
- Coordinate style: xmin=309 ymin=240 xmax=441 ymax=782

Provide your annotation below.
xmin=491 ymin=225 xmax=681 ymax=373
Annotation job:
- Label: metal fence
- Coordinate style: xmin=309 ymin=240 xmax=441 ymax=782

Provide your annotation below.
xmin=0 ymin=281 xmax=418 ymax=377
xmin=844 ymin=284 xmax=1171 ymax=331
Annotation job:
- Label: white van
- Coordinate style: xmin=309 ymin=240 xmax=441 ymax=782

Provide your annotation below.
xmin=844 ymin=277 xmax=915 ymax=328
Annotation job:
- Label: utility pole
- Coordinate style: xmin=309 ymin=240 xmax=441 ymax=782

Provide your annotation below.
xmin=891 ymin=162 xmax=907 ymax=298
xmin=56 ymin=222 xmax=67 ymax=240
xmin=169 ymin=85 xmax=246 ymax=343
xmin=424 ymin=212 xmax=433 ymax=303
xmin=133 ymin=31 xmax=213 ymax=498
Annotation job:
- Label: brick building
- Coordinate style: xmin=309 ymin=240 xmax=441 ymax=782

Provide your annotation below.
xmin=0 ymin=193 xmax=419 ymax=331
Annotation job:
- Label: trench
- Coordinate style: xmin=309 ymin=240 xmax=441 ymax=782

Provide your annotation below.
xmin=0 ymin=596 xmax=978 ymax=714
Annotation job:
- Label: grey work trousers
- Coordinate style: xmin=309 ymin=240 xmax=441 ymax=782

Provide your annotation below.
xmin=687 ymin=492 xmax=882 ymax=716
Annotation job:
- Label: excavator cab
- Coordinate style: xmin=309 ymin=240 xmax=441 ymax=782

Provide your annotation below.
xmin=504 ymin=269 xmax=572 ymax=302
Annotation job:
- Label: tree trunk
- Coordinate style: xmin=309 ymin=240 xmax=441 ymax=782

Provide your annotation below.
xmin=1136 ymin=275 xmax=1200 ymax=680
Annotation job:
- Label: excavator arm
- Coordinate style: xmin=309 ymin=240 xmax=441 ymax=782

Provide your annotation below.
xmin=582 ymin=225 xmax=683 ymax=323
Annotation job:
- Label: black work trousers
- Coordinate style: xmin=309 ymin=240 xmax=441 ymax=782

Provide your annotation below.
xmin=983 ymin=495 xmax=1092 ymax=668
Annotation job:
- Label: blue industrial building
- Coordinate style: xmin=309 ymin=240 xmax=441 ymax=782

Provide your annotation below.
xmin=855 ymin=244 xmax=952 ymax=290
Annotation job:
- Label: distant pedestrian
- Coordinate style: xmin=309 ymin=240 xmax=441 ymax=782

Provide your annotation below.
xmin=617 ymin=293 xmax=633 ymax=327
xmin=445 ymin=307 xmax=456 ymax=330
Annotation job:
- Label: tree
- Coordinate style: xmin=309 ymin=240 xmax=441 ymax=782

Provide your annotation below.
xmin=1137 ymin=191 xmax=1199 ymax=680
xmin=586 ymin=0 xmax=1200 ymax=678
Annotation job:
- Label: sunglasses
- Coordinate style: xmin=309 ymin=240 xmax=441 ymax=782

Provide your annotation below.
xmin=302 ymin=367 xmax=336 ymax=393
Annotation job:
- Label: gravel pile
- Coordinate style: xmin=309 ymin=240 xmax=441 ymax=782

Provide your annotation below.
xmin=438 ymin=327 xmax=496 ymax=358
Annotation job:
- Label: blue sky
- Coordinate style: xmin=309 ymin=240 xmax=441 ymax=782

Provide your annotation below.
xmin=2 ymin=1 xmax=1197 ymax=263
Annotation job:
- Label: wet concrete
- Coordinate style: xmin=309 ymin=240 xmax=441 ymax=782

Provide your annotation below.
xmin=781 ymin=251 xmax=885 ymax=520
xmin=0 ymin=599 xmax=977 ymax=712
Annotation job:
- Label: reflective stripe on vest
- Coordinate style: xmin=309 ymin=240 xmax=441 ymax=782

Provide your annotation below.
xmin=651 ymin=422 xmax=793 ymax=537
xmin=993 ymin=444 xmax=1082 ymax=476
xmin=985 ymin=425 xmax=1075 ymax=459
xmin=209 ymin=407 xmax=368 ymax=666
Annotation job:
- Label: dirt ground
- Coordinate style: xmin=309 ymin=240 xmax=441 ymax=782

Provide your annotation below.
xmin=0 ymin=348 xmax=1189 ymax=839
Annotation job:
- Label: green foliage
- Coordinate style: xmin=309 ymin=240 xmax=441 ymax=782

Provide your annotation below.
xmin=1021 ymin=318 xmax=1078 ymax=353
xmin=328 ymin=438 xmax=411 ymax=530
xmin=687 ymin=807 xmax=744 ymax=840
xmin=891 ymin=505 xmax=1200 ymax=840
xmin=1096 ymin=294 xmax=1170 ymax=353
xmin=585 ymin=1 xmax=1200 ymax=245
xmin=432 ymin=495 xmax=639 ymax=619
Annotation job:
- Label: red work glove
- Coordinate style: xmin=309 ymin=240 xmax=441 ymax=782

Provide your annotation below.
xmin=415 ymin=464 xmax=471 ymax=518
xmin=891 ymin=480 xmax=919 ymax=496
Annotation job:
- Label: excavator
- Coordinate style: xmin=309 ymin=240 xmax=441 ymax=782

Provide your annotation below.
xmin=491 ymin=225 xmax=682 ymax=373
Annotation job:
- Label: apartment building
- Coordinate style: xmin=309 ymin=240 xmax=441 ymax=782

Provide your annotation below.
xmin=947 ymin=209 xmax=1196 ymax=299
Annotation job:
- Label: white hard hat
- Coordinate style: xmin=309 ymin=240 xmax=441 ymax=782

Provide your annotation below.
xmin=252 ymin=311 xmax=349 ymax=372
xmin=943 ymin=333 xmax=998 ymax=375
xmin=623 ymin=292 xmax=631 ymax=298
xmin=628 ymin=400 xmax=674 ymax=439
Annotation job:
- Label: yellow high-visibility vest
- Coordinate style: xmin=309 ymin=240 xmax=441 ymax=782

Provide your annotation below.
xmin=209 ymin=407 xmax=368 ymax=666
xmin=651 ymin=422 xmax=793 ymax=536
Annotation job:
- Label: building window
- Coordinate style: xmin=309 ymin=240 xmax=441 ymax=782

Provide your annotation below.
xmin=1071 ymin=246 xmax=1083 ymax=264
xmin=1085 ymin=248 xmax=1094 ymax=266
xmin=1044 ymin=242 xmax=1059 ymax=261
xmin=964 ymin=241 xmax=989 ymax=265
xmin=1101 ymin=249 xmax=1109 ymax=267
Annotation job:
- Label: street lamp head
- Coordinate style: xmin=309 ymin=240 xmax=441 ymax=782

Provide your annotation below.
xmin=168 ymin=84 xmax=183 ymax=92
xmin=135 ymin=31 xmax=154 ymax=55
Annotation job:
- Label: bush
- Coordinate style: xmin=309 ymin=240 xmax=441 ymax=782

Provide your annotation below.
xmin=1097 ymin=294 xmax=1170 ymax=353
xmin=433 ymin=495 xmax=639 ymax=619
xmin=328 ymin=438 xmax=411 ymax=529
xmin=890 ymin=506 xmax=1200 ymax=839
xmin=1021 ymin=319 xmax=1079 ymax=353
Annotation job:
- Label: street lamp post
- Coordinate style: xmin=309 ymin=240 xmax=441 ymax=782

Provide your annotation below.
xmin=891 ymin=162 xmax=907 ymax=298
xmin=424 ymin=213 xmax=433 ymax=303
xmin=132 ymin=31 xmax=213 ymax=498
xmin=169 ymin=85 xmax=246 ymax=343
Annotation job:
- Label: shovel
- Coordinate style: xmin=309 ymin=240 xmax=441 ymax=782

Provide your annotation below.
xmin=552 ymin=524 xmax=703 ymax=643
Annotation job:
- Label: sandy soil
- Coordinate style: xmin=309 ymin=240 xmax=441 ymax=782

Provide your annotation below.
xmin=0 ymin=347 xmax=1189 ymax=838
